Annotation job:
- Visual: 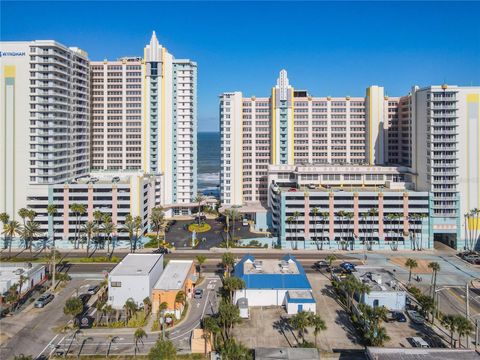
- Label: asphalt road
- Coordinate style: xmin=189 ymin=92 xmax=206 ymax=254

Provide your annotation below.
xmin=37 ymin=276 xmax=222 ymax=358
xmin=0 ymin=278 xmax=101 ymax=359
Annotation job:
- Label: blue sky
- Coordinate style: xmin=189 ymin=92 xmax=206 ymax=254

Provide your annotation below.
xmin=2 ymin=1 xmax=479 ymax=131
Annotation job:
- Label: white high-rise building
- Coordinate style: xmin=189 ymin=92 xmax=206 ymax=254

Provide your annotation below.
xmin=144 ymin=32 xmax=197 ymax=213
xmin=219 ymin=70 xmax=480 ymax=250
xmin=1 ymin=41 xmax=90 ymax=220
xmin=409 ymin=85 xmax=480 ymax=249
xmin=90 ymin=57 xmax=143 ymax=171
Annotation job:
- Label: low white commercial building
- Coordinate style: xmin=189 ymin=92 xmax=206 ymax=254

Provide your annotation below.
xmin=107 ymin=254 xmax=163 ymax=309
xmin=0 ymin=263 xmax=46 ymax=296
xmin=233 ymin=254 xmax=315 ymax=314
xmin=353 ymin=268 xmax=406 ymax=311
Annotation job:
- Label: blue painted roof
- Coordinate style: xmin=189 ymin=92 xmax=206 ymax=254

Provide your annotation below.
xmin=233 ymin=254 xmax=312 ymax=290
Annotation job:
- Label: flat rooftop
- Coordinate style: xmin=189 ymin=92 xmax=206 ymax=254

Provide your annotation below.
xmin=154 ymin=260 xmax=193 ymax=290
xmin=110 ymin=254 xmax=162 ymax=277
xmin=287 ymin=290 xmax=314 ymax=300
xmin=255 ymin=347 xmax=319 ymax=360
xmin=0 ymin=263 xmax=45 ymax=293
xmin=243 ymin=259 xmax=299 ymax=275
xmin=277 ymin=185 xmax=414 ymax=193
xmin=367 ymin=347 xmax=479 ymax=360
xmin=353 ymin=267 xmax=403 ymax=292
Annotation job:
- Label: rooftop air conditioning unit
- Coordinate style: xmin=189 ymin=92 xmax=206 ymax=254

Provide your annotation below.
xmin=253 ymin=260 xmax=263 ymax=271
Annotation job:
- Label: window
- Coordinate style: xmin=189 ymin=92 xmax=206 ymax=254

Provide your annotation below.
xmin=111 ymin=281 xmax=122 ymax=287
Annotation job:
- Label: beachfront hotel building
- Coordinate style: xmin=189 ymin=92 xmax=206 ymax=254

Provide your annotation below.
xmin=220 ymin=70 xmax=480 ymax=250
xmin=1 ymin=40 xmax=90 ymax=222
xmin=0 ymin=33 xmax=197 ymax=246
xmin=90 ymin=32 xmax=197 ymax=215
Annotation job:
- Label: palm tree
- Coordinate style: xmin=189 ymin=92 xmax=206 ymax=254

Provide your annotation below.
xmin=134 ymin=328 xmax=147 ymax=357
xmin=287 ymin=216 xmax=294 ymax=247
xmin=82 ymin=221 xmax=96 ymax=257
xmin=360 ymin=304 xmax=390 ymax=346
xmin=417 ymin=213 xmax=428 ymax=250
xmin=367 ymin=208 xmax=378 ymax=248
xmin=46 ymin=204 xmax=57 ymax=247
xmin=441 ymin=314 xmax=459 ymax=348
xmin=221 ymin=252 xmax=235 ymax=276
xmin=428 ymin=261 xmax=441 ymax=297
xmin=21 ymin=220 xmax=41 ymax=252
xmin=340 ymin=274 xmax=371 ymax=311
xmin=194 ymin=195 xmax=206 ymax=225
xmin=122 ymin=215 xmax=136 ymax=253
xmin=196 ymin=255 xmax=207 ymax=278
xmin=320 ymin=211 xmax=330 ymax=248
xmin=455 ymin=315 xmax=474 ymax=348
xmin=174 ymin=291 xmax=186 ymax=316
xmin=289 ymin=311 xmax=310 ymax=344
xmin=103 ymin=304 xmax=113 ymax=325
xmin=3 ymin=220 xmax=21 ymax=258
xmin=344 ymin=212 xmax=354 ymax=250
xmin=293 ymin=211 xmax=301 ymax=249
xmin=70 ymin=203 xmax=86 ymax=249
xmin=143 ymin=297 xmax=152 ymax=316
xmin=311 ymin=207 xmax=319 ymax=249
xmin=409 ymin=213 xmax=419 ymax=250
xmin=223 ymin=276 xmax=245 ymax=304
xmin=124 ymin=298 xmax=137 ymax=323
xmin=133 ymin=215 xmax=143 ymax=252
xmin=385 ymin=213 xmax=396 ymax=250
xmin=95 ymin=300 xmax=105 ymax=325
xmin=336 ymin=210 xmax=346 ymax=249
xmin=202 ymin=316 xmax=220 ymax=353
xmin=150 ymin=207 xmax=165 ymax=249
xmin=405 ymin=258 xmax=418 ymax=283
xmin=309 ymin=313 xmax=327 ymax=347
xmin=225 ymin=209 xmax=240 ymax=245
xmin=0 ymin=212 xmax=10 ymax=249
xmin=102 ymin=218 xmax=116 ymax=258
xmin=18 ymin=208 xmax=29 ymax=228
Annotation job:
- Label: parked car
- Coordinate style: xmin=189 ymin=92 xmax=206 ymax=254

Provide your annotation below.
xmin=242 ymin=218 xmax=249 ymax=226
xmin=169 ymin=220 xmax=177 ymax=226
xmin=34 ymin=293 xmax=54 ymax=308
xmin=79 ymin=293 xmax=91 ymax=305
xmin=409 ymin=336 xmax=430 ymax=348
xmin=152 ymin=247 xmax=169 ymax=254
xmin=406 ymin=310 xmax=425 ymax=324
xmin=314 ymin=260 xmax=331 ymax=272
xmin=86 ymin=285 xmax=100 ymax=295
xmin=340 ymin=262 xmax=356 ymax=272
xmin=391 ymin=311 xmax=407 ymax=322
xmin=194 ymin=289 xmax=204 ymax=299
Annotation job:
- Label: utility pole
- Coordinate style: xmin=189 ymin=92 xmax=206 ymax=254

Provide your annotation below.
xmin=51 ymin=245 xmax=56 ymax=292
xmin=475 ymin=318 xmax=479 ymax=350
xmin=466 ymin=282 xmax=470 ymax=348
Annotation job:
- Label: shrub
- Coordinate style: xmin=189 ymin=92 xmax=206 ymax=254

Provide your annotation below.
xmin=127 ymin=311 xmax=147 ymax=328
xmin=151 ymin=319 xmax=160 ymax=331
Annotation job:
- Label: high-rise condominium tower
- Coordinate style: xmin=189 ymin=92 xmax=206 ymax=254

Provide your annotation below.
xmin=220 ymin=70 xmax=396 ymax=206
xmin=1 ymin=41 xmax=90 ymax=219
xmin=144 ymin=32 xmax=197 ymax=210
xmin=90 ymin=57 xmax=143 ymax=171
xmin=219 ymin=70 xmax=480 ymax=250
xmin=91 ymin=33 xmax=197 ymax=213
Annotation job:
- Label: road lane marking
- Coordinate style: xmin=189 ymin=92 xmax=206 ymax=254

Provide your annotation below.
xmin=36 ymin=333 xmax=59 ymax=358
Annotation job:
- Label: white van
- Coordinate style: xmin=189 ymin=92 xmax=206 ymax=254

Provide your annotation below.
xmin=410 ymin=337 xmax=429 ymax=348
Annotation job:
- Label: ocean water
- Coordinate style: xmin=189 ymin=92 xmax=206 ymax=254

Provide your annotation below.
xmin=197 ymin=132 xmax=220 ymax=193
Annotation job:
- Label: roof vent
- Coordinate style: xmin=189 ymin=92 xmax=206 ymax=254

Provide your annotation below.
xmin=253 ymin=260 xmax=263 ymax=271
